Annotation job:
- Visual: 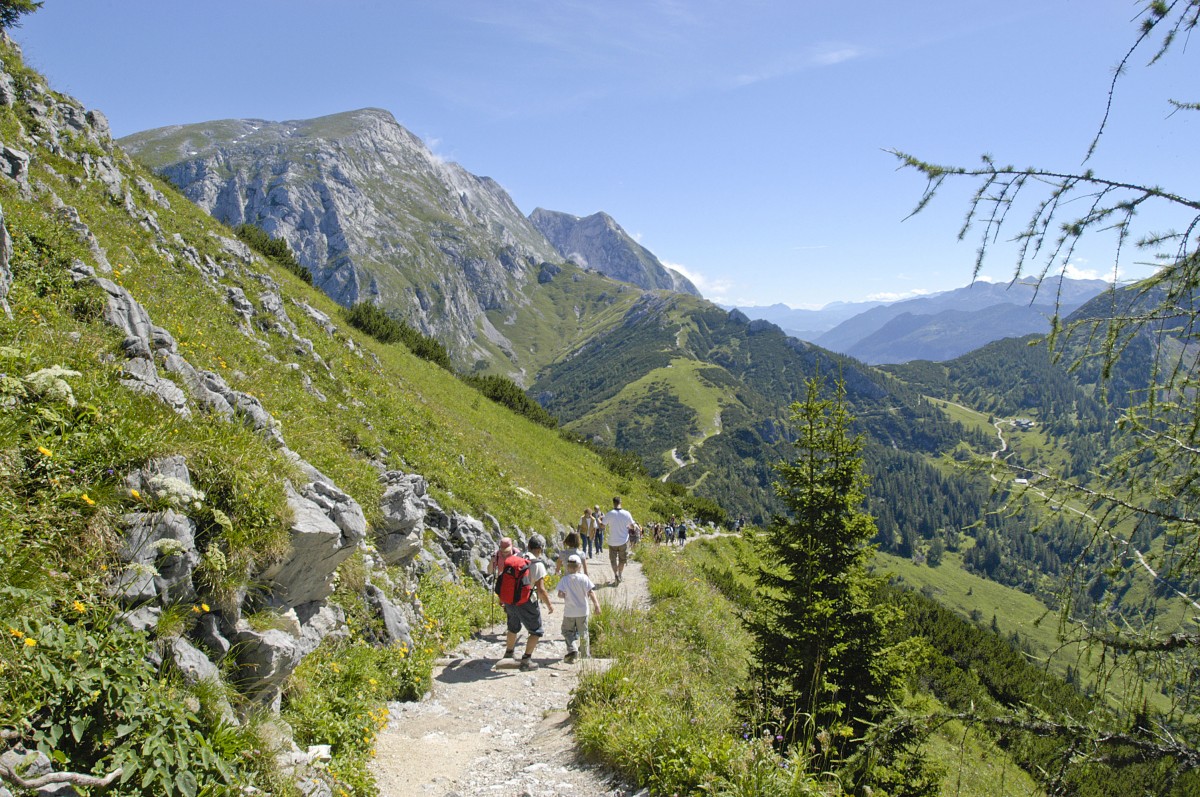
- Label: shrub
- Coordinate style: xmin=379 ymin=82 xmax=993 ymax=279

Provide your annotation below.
xmin=234 ymin=223 xmax=313 ymax=284
xmin=343 ymin=302 xmax=453 ymax=370
xmin=460 ymin=373 xmax=558 ymax=428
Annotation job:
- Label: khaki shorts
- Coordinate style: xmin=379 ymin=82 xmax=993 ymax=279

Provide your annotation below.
xmin=609 ymin=543 xmax=628 ymax=568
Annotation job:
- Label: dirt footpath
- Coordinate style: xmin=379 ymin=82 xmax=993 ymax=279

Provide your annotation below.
xmin=372 ymin=547 xmax=652 ymax=797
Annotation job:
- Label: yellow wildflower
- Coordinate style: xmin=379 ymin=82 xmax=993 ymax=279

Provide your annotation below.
xmin=72 ymin=600 xmax=86 ymax=614
xmin=37 ymin=446 xmax=52 ymax=457
xmin=81 ymin=494 xmax=96 ymax=506
xmin=130 ymin=489 xmax=141 ymax=501
xmin=8 ymin=627 xmax=23 ymax=638
xmin=191 ymin=605 xmax=201 ymax=614
xmin=23 ymin=637 xmax=36 ymax=647
xmin=200 ymin=603 xmax=210 ymax=612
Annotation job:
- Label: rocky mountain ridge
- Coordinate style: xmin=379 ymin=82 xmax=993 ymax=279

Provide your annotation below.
xmin=529 ymin=207 xmax=700 ymax=296
xmin=120 ymin=110 xmax=702 ymax=379
xmin=120 ymin=108 xmax=562 ymax=370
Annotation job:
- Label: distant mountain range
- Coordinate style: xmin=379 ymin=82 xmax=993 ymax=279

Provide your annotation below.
xmin=122 ymin=107 xmax=982 ymax=522
xmin=731 ymin=278 xmax=1110 ymax=364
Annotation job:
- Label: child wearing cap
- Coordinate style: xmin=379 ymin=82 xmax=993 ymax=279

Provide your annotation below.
xmin=556 ymin=554 xmax=600 ymax=663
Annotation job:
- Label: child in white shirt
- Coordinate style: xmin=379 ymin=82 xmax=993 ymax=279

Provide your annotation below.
xmin=556 ymin=554 xmax=600 ymax=662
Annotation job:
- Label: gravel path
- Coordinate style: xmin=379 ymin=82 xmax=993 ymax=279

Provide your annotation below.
xmin=372 ymin=546 xmax=653 ymax=797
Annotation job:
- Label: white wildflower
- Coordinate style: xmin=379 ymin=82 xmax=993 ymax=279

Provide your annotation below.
xmin=146 ymin=474 xmax=205 ymax=510
xmin=23 ymin=366 xmax=83 ymax=407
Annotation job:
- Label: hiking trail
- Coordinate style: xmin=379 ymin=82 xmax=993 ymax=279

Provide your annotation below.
xmin=372 ymin=545 xmax=656 ymax=796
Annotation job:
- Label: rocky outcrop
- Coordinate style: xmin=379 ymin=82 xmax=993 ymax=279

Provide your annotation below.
xmin=529 ymin=207 xmax=700 ymax=297
xmin=119 ymin=109 xmax=563 ymax=367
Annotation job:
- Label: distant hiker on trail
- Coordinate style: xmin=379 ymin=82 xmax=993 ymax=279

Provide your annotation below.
xmin=498 ymin=533 xmax=553 ymax=671
xmin=603 ymin=496 xmax=636 ymax=584
xmin=557 ymin=554 xmax=600 ymax=663
xmin=555 ymin=530 xmax=589 ymax=577
xmin=578 ymin=507 xmax=597 ymax=558
xmin=676 ymin=520 xmax=688 ymax=546
xmin=592 ymin=504 xmax=605 ymax=553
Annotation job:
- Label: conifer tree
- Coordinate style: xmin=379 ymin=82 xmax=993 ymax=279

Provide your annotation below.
xmin=749 ymin=376 xmax=898 ymax=748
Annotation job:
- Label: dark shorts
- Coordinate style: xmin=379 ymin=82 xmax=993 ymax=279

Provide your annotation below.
xmin=504 ymin=600 xmax=544 ymax=637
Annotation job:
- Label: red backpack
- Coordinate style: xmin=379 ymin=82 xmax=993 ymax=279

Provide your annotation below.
xmin=495 ymin=553 xmax=533 ymax=605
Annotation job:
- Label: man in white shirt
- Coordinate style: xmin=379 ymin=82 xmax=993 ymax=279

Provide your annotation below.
xmin=603 ymin=496 xmax=636 ymax=584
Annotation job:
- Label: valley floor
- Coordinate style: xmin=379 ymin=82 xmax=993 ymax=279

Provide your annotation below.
xmin=372 ymin=547 xmax=652 ymax=796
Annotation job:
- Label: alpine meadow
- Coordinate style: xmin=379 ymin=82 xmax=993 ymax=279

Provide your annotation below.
xmin=2 ymin=2 xmax=1200 ymax=796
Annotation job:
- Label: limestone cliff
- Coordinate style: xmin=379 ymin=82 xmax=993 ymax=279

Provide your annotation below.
xmin=120 ymin=109 xmax=561 ymax=366
xmin=529 ymin=207 xmax=700 ymax=297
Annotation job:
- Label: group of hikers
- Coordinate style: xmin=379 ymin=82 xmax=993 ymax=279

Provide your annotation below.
xmin=487 ymin=495 xmax=684 ymax=670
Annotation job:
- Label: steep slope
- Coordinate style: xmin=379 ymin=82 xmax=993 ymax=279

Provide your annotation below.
xmin=0 ymin=39 xmax=681 ymax=793
xmin=529 ymin=207 xmax=700 ymax=296
xmin=119 ymin=109 xmax=566 ymax=371
xmin=533 ymin=298 xmax=990 ymax=524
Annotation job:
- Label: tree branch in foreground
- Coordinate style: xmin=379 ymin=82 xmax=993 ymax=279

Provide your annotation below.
xmin=0 ymin=759 xmax=123 ymax=790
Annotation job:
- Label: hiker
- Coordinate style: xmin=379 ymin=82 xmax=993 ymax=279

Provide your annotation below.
xmin=578 ymin=507 xmax=596 ymax=558
xmin=555 ymin=530 xmax=589 ymax=577
xmin=676 ymin=520 xmax=688 ymax=546
xmin=592 ymin=504 xmax=605 ymax=553
xmin=557 ymin=554 xmax=600 ymax=662
xmin=488 ymin=536 xmax=514 ymax=577
xmin=499 ymin=533 xmax=553 ymax=671
xmin=603 ymin=496 xmax=636 ymax=584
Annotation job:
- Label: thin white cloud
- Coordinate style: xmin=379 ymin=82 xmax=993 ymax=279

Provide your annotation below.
xmin=865 ymin=288 xmax=934 ymax=303
xmin=663 ymin=259 xmax=732 ymax=299
xmin=727 ymin=43 xmax=867 ymax=88
xmin=810 ymin=45 xmax=864 ymax=66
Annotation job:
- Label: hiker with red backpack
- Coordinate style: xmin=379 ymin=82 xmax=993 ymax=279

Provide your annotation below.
xmin=495 ymin=533 xmax=553 ymax=671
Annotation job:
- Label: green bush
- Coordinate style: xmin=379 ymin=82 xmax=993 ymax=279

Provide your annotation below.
xmin=460 ymin=373 xmax=557 ymax=428
xmin=343 ymin=302 xmax=453 ymax=370
xmin=234 ymin=223 xmax=313 ymax=284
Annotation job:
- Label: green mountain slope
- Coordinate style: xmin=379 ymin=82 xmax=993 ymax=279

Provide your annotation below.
xmin=0 ymin=37 xmax=682 ymax=793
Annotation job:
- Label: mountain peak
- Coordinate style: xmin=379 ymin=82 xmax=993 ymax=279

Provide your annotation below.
xmin=529 ymin=208 xmax=700 ymax=297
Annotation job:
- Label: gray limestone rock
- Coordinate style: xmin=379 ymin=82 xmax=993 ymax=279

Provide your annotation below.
xmin=119 ymin=357 xmax=190 ymax=417
xmin=195 ymin=611 xmax=231 ymax=659
xmin=0 ymin=202 xmax=11 ymax=319
xmin=227 ymin=285 xmax=256 ymax=321
xmin=117 ymin=604 xmax=161 ymax=633
xmin=257 ymin=485 xmax=359 ymax=608
xmin=231 ymin=626 xmax=301 ymax=709
xmin=170 ymin=636 xmax=220 ymax=684
xmin=376 ymin=471 xmax=428 ymax=565
xmin=113 ymin=509 xmax=199 ymax=607
xmin=134 ymin=175 xmax=170 ymax=209
xmin=365 ymin=583 xmax=413 ymax=649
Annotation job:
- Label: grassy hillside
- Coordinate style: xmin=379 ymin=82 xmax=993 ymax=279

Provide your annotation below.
xmin=0 ymin=37 xmax=687 ymax=795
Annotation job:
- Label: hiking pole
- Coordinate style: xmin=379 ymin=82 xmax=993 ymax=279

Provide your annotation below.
xmin=487 ymin=572 xmax=495 ymax=628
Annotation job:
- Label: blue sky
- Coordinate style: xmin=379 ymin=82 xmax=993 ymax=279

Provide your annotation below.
xmin=13 ymin=1 xmax=1193 ymax=308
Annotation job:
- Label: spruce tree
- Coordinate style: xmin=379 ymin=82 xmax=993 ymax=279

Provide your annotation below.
xmin=749 ymin=376 xmax=897 ymax=749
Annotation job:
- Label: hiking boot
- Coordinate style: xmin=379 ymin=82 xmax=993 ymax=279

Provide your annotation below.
xmin=503 ymin=648 xmax=515 ymax=659
xmin=519 ymin=656 xmax=537 ymax=671
xmin=563 ymin=651 xmax=577 ymax=664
